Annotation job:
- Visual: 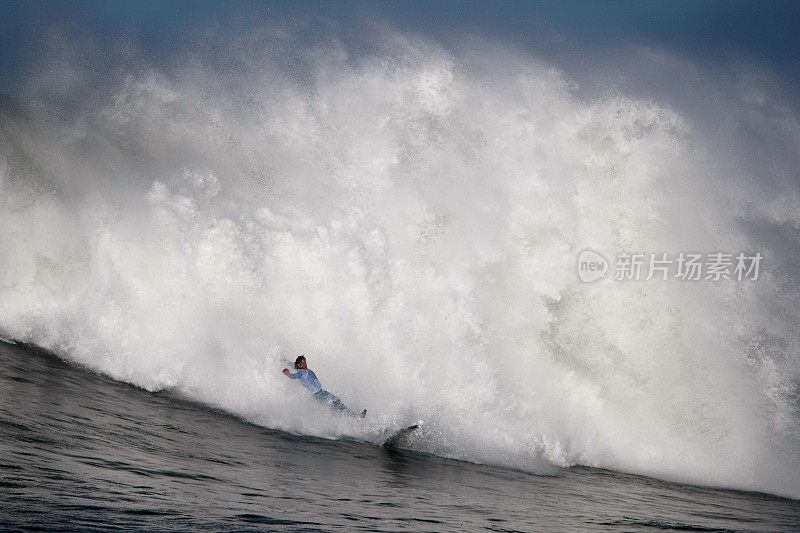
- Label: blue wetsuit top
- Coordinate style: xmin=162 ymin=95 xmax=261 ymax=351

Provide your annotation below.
xmin=287 ymin=369 xmax=323 ymax=394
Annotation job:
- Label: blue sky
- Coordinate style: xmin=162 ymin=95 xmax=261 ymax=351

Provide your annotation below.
xmin=1 ymin=0 xmax=799 ymax=105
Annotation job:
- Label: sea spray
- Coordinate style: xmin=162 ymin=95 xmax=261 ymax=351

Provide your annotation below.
xmin=0 ymin=26 xmax=798 ymax=498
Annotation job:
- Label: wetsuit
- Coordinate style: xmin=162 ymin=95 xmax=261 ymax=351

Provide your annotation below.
xmin=287 ymin=369 xmax=359 ymax=417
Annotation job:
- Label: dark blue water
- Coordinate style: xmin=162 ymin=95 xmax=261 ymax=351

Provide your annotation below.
xmin=1 ymin=340 xmax=798 ymax=532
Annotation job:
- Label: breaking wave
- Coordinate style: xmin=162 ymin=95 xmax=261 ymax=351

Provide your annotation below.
xmin=1 ymin=23 xmax=799 ymax=497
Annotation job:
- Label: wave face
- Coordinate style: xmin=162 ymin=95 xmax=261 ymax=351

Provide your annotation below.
xmin=1 ymin=25 xmax=799 ymax=497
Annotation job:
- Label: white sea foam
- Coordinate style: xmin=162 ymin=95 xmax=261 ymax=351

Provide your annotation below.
xmin=1 ymin=27 xmax=798 ymax=498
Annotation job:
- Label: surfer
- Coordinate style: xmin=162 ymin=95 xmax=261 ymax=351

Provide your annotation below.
xmin=283 ymin=355 xmax=366 ymax=418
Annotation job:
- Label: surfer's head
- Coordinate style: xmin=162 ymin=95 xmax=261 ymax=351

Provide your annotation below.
xmin=294 ymin=355 xmax=307 ymax=369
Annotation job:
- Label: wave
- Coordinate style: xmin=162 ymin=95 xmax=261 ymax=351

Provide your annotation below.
xmin=1 ymin=23 xmax=799 ymax=498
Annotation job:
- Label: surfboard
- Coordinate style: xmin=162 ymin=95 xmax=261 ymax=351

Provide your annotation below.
xmin=381 ymin=422 xmax=422 ymax=447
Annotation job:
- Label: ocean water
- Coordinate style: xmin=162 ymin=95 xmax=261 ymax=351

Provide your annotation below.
xmin=2 ymin=340 xmax=799 ymax=532
xmin=1 ymin=11 xmax=800 ymax=528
